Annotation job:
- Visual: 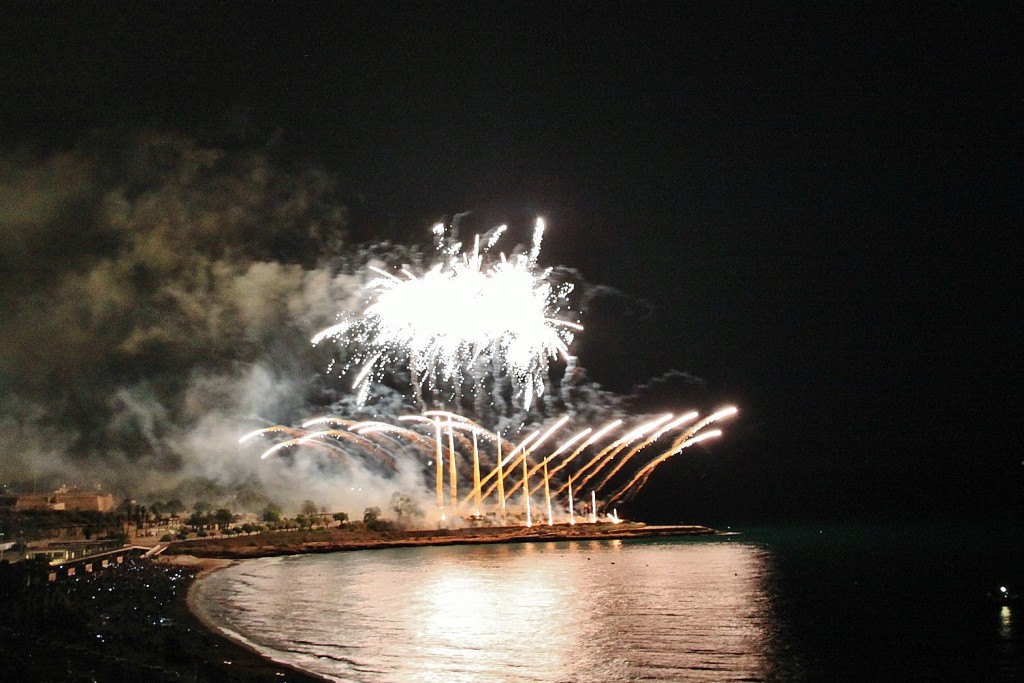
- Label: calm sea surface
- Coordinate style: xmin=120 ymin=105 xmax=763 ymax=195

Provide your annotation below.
xmin=192 ymin=523 xmax=1022 ymax=682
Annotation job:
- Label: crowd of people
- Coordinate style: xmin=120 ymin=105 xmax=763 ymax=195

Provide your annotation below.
xmin=0 ymin=556 xmax=323 ymax=682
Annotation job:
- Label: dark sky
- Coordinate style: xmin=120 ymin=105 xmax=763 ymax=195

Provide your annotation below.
xmin=2 ymin=2 xmax=1020 ymax=520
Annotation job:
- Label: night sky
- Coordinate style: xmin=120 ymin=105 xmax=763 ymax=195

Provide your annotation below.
xmin=2 ymin=3 xmax=1020 ymax=522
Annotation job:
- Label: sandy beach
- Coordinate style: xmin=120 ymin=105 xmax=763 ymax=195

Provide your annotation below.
xmin=167 ymin=553 xmax=335 ymax=683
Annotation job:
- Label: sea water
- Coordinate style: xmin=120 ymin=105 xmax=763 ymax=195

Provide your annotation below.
xmin=191 ymin=523 xmax=1022 ymax=682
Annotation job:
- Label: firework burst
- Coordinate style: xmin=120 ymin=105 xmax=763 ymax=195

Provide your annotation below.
xmin=241 ymin=405 xmax=737 ymax=521
xmin=313 ymin=218 xmax=580 ymax=409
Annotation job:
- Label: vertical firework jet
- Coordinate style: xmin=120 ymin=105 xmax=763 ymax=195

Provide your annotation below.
xmin=241 ymin=406 xmax=736 ymax=522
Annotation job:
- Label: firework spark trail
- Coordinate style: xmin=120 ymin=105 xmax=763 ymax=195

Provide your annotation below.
xmin=238 ymin=426 xmax=308 ymax=443
xmin=421 ymin=410 xmax=487 ymax=431
xmin=590 ymin=411 xmax=699 ymax=494
xmin=568 ymin=475 xmax=576 ymax=524
xmin=301 ymin=416 xmax=359 ymax=429
xmin=351 ymin=352 xmax=384 ymax=403
xmin=345 ymin=426 xmax=410 ymax=459
xmin=400 ymin=413 xmax=485 ymax=509
xmin=234 ymin=212 xmax=744 ymax=523
xmin=310 ymin=417 xmax=409 ymax=455
xmin=604 ymin=429 xmax=724 ymax=507
xmin=550 ymin=415 xmax=673 ymax=498
xmin=396 ymin=414 xmax=447 ymax=509
xmin=470 ymin=415 xmax=569 ymax=506
xmin=495 ymin=435 xmax=506 ymax=514
xmin=350 ymin=421 xmax=440 ymax=456
xmin=478 ymin=447 xmax=532 ymax=503
xmin=477 ymin=431 xmax=539 ymax=501
xmin=415 ymin=413 xmax=516 ymax=469
xmin=570 ymin=414 xmax=676 ymax=493
xmin=301 ymin=430 xmax=398 ymax=471
xmin=602 ymin=406 xmax=738 ymax=507
xmin=258 ymin=435 xmax=350 ymax=461
xmin=543 ymin=459 xmax=553 ymax=525
xmin=522 ymin=448 xmax=532 ymax=526
xmin=257 ymin=438 xmax=300 ymax=460
xmin=501 ymin=426 xmax=592 ymax=499
xmin=545 ymin=419 xmax=623 ymax=481
xmin=240 ymin=405 xmax=735 ymax=522
xmin=418 ymin=412 xmax=498 ymax=472
xmin=505 ymin=414 xmax=570 ymax=492
xmin=660 ymin=406 xmax=738 ymax=459
xmin=285 ymin=440 xmax=356 ymax=470
xmin=447 ymin=426 xmax=511 ymax=486
xmin=311 ymin=218 xmax=581 ymax=410
xmin=253 ymin=429 xmax=397 ymax=473
xmin=397 ymin=413 xmax=482 ymax=437
xmin=251 ymin=414 xmax=519 ymax=518
xmin=471 ymin=430 xmax=482 ymax=512
xmin=447 ymin=416 xmax=457 ymax=504
xmin=433 ymin=419 xmax=443 ymax=510
xmin=528 ymin=217 xmax=544 ymax=267
xmin=551 ymin=442 xmax=625 ymax=498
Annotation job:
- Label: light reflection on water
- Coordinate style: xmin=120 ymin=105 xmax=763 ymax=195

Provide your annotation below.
xmin=193 ymin=538 xmax=787 ymax=682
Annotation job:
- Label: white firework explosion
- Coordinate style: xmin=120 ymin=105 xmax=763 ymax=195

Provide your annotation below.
xmin=313 ymin=218 xmax=581 ymax=409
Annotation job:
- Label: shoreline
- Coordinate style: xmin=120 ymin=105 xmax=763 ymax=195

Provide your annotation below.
xmin=165 ymin=521 xmax=718 ymax=560
xmin=171 ymin=555 xmax=336 ymax=683
xmin=165 ymin=522 xmax=717 ymax=682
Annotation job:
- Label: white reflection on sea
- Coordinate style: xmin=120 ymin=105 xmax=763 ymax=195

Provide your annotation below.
xmin=193 ymin=538 xmax=787 ymax=682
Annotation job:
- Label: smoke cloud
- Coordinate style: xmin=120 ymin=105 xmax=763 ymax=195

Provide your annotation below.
xmin=0 ymin=130 xmax=698 ymax=515
xmin=0 ymin=131 xmax=366 ymax=510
